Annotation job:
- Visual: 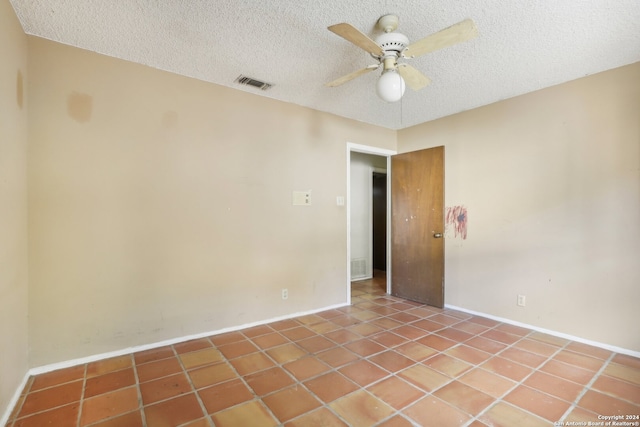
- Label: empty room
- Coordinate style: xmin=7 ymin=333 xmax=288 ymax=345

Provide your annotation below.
xmin=1 ymin=0 xmax=639 ymax=426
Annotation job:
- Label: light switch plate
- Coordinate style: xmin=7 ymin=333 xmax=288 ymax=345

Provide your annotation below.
xmin=293 ymin=190 xmax=311 ymax=206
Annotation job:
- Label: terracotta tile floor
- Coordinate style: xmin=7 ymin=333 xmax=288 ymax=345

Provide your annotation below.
xmin=6 ymin=272 xmax=640 ymax=426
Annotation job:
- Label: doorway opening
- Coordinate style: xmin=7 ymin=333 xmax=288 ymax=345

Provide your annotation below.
xmin=346 ymin=143 xmax=396 ymax=304
xmin=372 ymin=171 xmax=387 ymax=274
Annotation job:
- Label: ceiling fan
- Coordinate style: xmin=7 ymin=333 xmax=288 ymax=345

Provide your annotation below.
xmin=326 ymin=14 xmax=478 ymax=102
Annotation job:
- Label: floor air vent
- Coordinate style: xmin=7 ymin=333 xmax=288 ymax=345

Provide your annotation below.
xmin=235 ymin=75 xmax=273 ymax=91
xmin=351 ymin=258 xmax=367 ymax=280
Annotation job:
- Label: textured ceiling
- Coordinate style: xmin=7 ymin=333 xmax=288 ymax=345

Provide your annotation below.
xmin=9 ymin=0 xmax=640 ymax=130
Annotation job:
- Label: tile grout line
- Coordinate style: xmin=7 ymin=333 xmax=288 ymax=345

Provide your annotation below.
xmin=75 ymin=364 xmax=88 ymax=427
xmin=369 ymin=310 xmax=474 ymax=426
xmin=225 ymin=322 xmax=314 ymax=424
xmin=422 ymin=324 xmax=522 ymax=426
xmin=8 ymin=376 xmax=87 ymax=426
xmin=557 ymin=350 xmax=617 ymax=423
xmin=130 ymin=303 xmax=465 ymax=427
xmin=465 ymin=329 xmax=571 ymax=425
xmin=81 ymin=358 xmax=144 ymax=427
xmin=255 ymin=319 xmax=374 ymax=426
xmin=253 ymin=311 xmax=407 ymax=426
xmin=127 ymin=354 xmax=195 ymax=412
xmin=352 ymin=290 xmax=422 ymax=427
xmin=399 ymin=336 xmax=492 ymax=426
xmin=297 ymin=314 xmax=414 ymax=427
xmin=5 ymin=376 xmax=32 ymax=427
xmin=279 ymin=321 xmax=373 ymax=426
xmin=192 ymin=314 xmax=618 ymax=426
xmin=357 ymin=296 xmax=490 ymax=425
xmin=172 ymin=340 xmax=214 ymax=427
xmin=315 ymin=317 xmax=416 ymax=426
xmin=129 ymin=352 xmax=148 ymax=427
xmin=358 ymin=308 xmax=479 ymax=426
xmin=203 ymin=307 xmax=623 ymax=427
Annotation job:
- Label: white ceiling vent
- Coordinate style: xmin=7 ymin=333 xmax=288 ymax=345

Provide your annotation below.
xmin=235 ymin=75 xmax=273 ymax=91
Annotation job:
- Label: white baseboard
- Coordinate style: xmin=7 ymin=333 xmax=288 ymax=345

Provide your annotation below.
xmin=0 ymin=371 xmax=30 ymax=427
xmin=1 ymin=301 xmax=349 ymax=423
xmin=5 ymin=301 xmax=638 ymax=423
xmin=30 ymin=301 xmax=350 ymax=376
xmin=445 ymin=304 xmax=640 ymax=359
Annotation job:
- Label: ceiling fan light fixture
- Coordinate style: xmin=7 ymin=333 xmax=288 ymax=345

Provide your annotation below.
xmin=376 ymin=69 xmax=405 ymax=103
xmin=326 ymin=15 xmax=477 ymax=102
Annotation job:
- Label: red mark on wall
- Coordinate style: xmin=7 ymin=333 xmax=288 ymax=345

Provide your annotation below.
xmin=446 ymin=206 xmax=468 ymax=239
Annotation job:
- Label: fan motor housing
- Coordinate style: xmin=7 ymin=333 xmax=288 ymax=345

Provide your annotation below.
xmin=375 ymin=32 xmax=409 ymax=56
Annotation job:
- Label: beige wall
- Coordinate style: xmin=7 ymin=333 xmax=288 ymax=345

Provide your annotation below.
xmin=398 ymin=63 xmax=640 ymax=352
xmin=0 ymin=0 xmax=29 ymax=417
xmin=27 ymin=37 xmax=396 ymax=366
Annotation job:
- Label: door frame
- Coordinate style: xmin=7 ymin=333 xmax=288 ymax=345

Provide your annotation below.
xmin=346 ymin=143 xmax=396 ymax=303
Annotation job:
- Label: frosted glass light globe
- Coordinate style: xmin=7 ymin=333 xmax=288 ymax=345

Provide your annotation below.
xmin=376 ymin=70 xmax=406 ymax=103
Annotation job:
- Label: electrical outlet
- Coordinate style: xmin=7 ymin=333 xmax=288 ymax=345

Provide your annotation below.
xmin=517 ymin=295 xmax=526 ymax=307
xmin=282 ymin=289 xmax=288 ymax=300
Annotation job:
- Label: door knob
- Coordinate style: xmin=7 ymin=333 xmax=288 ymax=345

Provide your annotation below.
xmin=433 ymin=233 xmax=443 ymax=238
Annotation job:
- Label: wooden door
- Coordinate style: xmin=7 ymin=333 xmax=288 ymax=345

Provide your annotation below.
xmin=391 ymin=146 xmax=444 ymax=307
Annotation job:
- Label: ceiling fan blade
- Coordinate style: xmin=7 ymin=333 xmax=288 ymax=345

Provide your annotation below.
xmin=328 ymin=23 xmax=384 ymax=57
xmin=325 ymin=65 xmax=379 ymax=87
xmin=397 ymin=64 xmax=431 ymax=90
xmin=403 ymin=19 xmax=478 ymax=58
